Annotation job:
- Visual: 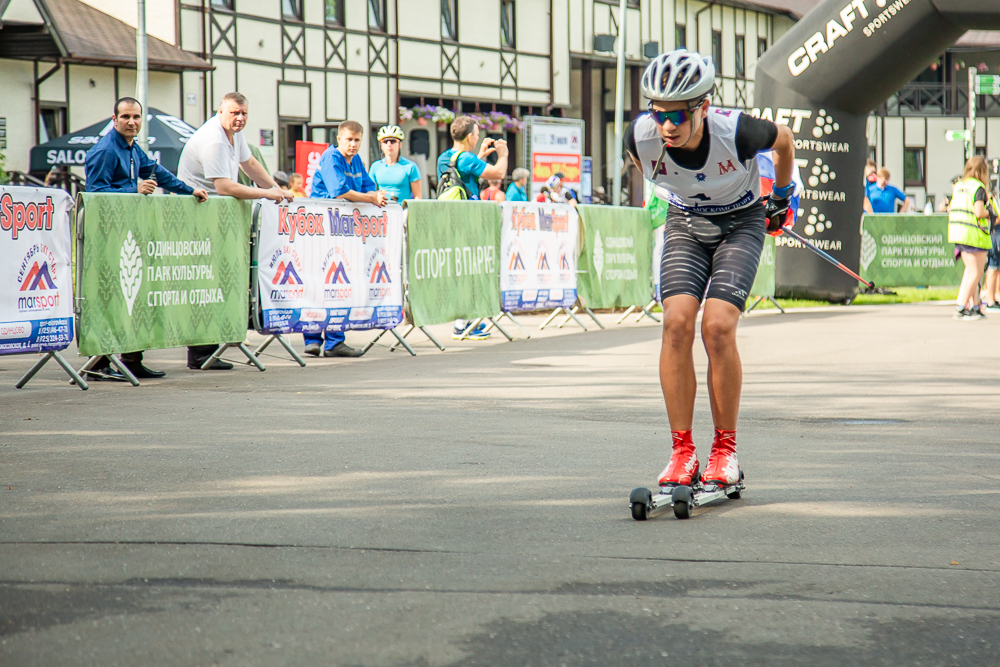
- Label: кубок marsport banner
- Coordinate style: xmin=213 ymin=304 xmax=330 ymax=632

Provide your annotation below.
xmin=76 ymin=193 xmax=251 ymax=356
xmin=254 ymin=199 xmax=404 ymax=333
xmin=499 ymin=201 xmax=579 ymax=311
xmin=0 ymin=185 xmax=74 ymax=354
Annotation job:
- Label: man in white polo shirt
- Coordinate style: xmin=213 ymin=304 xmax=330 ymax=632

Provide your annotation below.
xmin=178 ymin=91 xmax=294 ymax=370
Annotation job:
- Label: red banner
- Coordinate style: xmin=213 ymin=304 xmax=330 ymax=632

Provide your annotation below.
xmin=295 ymin=141 xmax=329 ymax=197
xmin=531 ymin=153 xmax=581 ymax=187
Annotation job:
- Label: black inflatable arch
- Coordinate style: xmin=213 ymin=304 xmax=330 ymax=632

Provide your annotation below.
xmin=755 ymin=0 xmax=1000 ymax=300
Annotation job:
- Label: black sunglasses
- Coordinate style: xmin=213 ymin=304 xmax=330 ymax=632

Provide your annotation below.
xmin=647 ymin=102 xmax=701 ymax=126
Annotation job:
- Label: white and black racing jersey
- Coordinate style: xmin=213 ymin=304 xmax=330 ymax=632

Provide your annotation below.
xmin=627 ymin=108 xmax=776 ymax=216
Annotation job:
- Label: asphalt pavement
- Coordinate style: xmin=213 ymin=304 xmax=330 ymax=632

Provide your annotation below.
xmin=1 ymin=303 xmax=999 ymax=666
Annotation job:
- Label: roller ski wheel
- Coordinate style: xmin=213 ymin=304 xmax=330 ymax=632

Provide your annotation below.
xmin=630 ymin=487 xmax=652 ymax=521
xmin=671 ymin=485 xmax=693 ymax=520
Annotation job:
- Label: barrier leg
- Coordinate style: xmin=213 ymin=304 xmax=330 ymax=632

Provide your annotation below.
xmin=390 ymin=329 xmax=417 ymax=356
xmin=51 ymin=351 xmax=89 ymax=390
xmin=363 ymin=329 xmax=390 ymax=354
xmin=420 ymin=326 xmax=446 ymax=351
xmin=200 ymin=344 xmax=227 ymax=370
xmin=615 ymin=305 xmax=637 ymax=324
xmin=537 ymin=308 xmax=563 ymax=330
xmin=17 ymin=351 xmax=89 ymax=390
xmin=766 ymin=297 xmax=786 ymax=313
xmin=744 ymin=296 xmax=764 ymax=314
xmin=253 ymin=334 xmax=306 ymax=366
xmin=459 ymin=318 xmax=484 ymax=340
xmin=253 ymin=335 xmax=276 ymax=356
xmin=635 ymin=299 xmax=661 ymax=323
xmin=388 ymin=324 xmax=414 ymax=352
xmin=501 ymin=312 xmax=531 ymax=339
xmin=71 ymin=355 xmax=100 ymax=385
xmin=274 ymin=334 xmax=306 ymax=366
xmin=237 ymin=343 xmax=266 ymax=371
xmin=107 ymin=354 xmax=140 ymax=387
xmin=488 ymin=317 xmax=514 ymax=341
xmin=557 ymin=307 xmax=588 ymax=330
xmin=583 ymin=307 xmax=605 ymax=329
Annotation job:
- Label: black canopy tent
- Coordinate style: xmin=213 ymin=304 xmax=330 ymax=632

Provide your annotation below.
xmin=29 ymin=109 xmax=196 ymax=174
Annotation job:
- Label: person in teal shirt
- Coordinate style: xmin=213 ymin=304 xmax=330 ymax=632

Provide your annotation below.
xmin=369 ymin=125 xmax=422 ymax=201
xmin=505 ymin=167 xmax=530 ymax=201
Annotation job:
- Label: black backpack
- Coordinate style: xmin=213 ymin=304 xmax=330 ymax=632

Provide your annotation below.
xmin=436 ymin=150 xmax=473 ymax=200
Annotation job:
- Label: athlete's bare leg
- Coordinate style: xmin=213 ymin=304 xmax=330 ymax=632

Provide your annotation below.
xmin=700 ymin=299 xmax=743 ymax=430
xmin=658 ymin=294 xmax=701 ymax=430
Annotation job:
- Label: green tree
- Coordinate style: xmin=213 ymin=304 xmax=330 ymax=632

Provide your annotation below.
xmin=0 ymin=148 xmax=8 ymax=185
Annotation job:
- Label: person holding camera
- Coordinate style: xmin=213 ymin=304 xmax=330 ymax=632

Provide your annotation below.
xmin=436 ymin=117 xmax=508 ymax=200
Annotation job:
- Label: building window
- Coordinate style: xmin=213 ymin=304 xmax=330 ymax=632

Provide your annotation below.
xmin=325 ymin=0 xmax=343 ymax=24
xmin=675 ymin=24 xmax=686 ymax=49
xmin=210 ymin=0 xmax=233 ymax=9
xmin=441 ymin=0 xmax=457 ymax=40
xmin=758 ymin=37 xmax=767 ymax=58
xmin=369 ymin=0 xmax=385 ymax=30
xmin=712 ymin=31 xmax=722 ymax=74
xmin=282 ymin=0 xmax=302 ymax=20
xmin=501 ymin=0 xmax=515 ymax=48
xmin=735 ymin=35 xmax=745 ymax=78
xmin=904 ymin=147 xmax=925 ymax=187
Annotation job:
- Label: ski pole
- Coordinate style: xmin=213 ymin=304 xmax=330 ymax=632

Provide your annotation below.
xmin=780 ymin=227 xmax=876 ymax=290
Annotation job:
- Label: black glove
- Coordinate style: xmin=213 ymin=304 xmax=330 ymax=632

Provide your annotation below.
xmin=765 ymin=193 xmax=791 ymax=235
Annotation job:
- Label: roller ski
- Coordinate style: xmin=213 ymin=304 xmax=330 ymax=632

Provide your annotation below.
xmin=629 ymin=429 xmax=745 ymax=520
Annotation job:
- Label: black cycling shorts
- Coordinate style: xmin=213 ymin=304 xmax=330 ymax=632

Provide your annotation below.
xmin=659 ymin=204 xmax=766 ymax=310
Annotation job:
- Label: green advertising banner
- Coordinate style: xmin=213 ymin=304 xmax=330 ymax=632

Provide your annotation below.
xmin=77 ymin=193 xmax=251 ymax=356
xmin=576 ymin=205 xmax=653 ymax=309
xmin=749 ymin=235 xmax=776 ymax=299
xmin=405 ymin=200 xmax=501 ymax=327
xmin=860 ymin=214 xmax=962 ymax=287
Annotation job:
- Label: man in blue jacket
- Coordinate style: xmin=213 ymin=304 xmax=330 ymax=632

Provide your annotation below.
xmin=306 ymin=120 xmax=387 ymax=357
xmin=84 ymin=97 xmax=208 ymax=381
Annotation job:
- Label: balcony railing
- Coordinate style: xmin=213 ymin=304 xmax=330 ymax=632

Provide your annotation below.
xmin=881 ymin=82 xmax=1000 ymax=117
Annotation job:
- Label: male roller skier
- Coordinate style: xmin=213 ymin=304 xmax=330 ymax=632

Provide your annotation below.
xmin=623 ymin=49 xmax=795 ymax=487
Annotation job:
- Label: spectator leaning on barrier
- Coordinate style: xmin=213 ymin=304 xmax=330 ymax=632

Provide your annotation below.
xmin=480 ymin=179 xmax=506 ymax=202
xmin=546 ymin=173 xmax=567 ymax=203
xmin=304 ymin=121 xmax=387 ymax=358
xmin=178 ymin=91 xmax=294 ymax=371
xmin=505 ymin=167 xmax=529 ymax=201
xmin=369 ymin=125 xmax=422 ymax=202
xmin=948 ymin=156 xmax=993 ymax=320
xmin=84 ymin=96 xmax=209 ymax=382
xmin=866 ymin=168 xmax=912 ymax=213
xmin=437 ymin=116 xmax=509 ymax=340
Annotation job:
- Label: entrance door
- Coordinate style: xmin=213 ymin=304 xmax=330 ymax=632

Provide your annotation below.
xmin=279 ymin=120 xmax=307 ymax=173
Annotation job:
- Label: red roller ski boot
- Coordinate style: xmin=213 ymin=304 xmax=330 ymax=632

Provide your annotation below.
xmin=701 ymin=429 xmax=740 ymax=486
xmin=657 ymin=430 xmax=699 ymax=487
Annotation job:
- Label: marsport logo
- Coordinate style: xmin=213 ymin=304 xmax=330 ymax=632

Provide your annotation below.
xmin=322 ymin=247 xmax=352 ymax=301
xmin=272 ymin=260 xmax=304 ymax=285
xmin=559 ymin=252 xmax=571 ymax=271
xmin=119 ymin=230 xmax=143 ymax=316
xmin=537 ymin=252 xmax=550 ymax=271
xmin=366 ymin=248 xmax=394 ymax=299
xmin=16 ymin=245 xmax=60 ymax=312
xmin=267 ymin=246 xmax=305 ymax=300
xmin=509 ymin=252 xmax=526 ymax=271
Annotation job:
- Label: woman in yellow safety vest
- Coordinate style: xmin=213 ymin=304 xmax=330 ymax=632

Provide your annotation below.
xmin=948 ymin=156 xmax=994 ymax=320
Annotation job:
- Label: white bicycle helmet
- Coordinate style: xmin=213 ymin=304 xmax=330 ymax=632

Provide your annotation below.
xmin=377 ymin=125 xmax=404 ymax=141
xmin=641 ymin=49 xmax=715 ymax=102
